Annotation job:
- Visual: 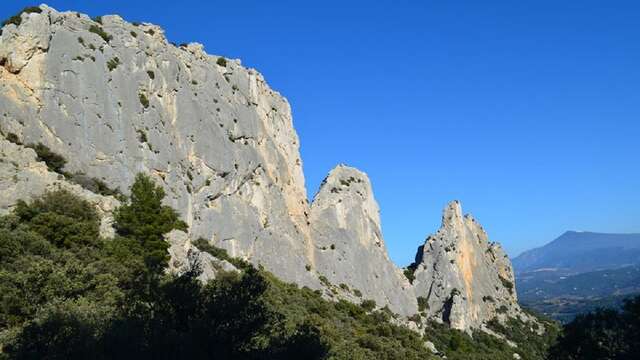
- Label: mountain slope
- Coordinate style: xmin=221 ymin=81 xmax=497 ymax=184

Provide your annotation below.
xmin=514 ymin=231 xmax=640 ymax=322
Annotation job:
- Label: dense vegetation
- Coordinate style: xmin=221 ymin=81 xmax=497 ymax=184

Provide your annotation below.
xmin=547 ymin=296 xmax=640 ymax=360
xmin=424 ymin=313 xmax=560 ymax=360
xmin=0 ymin=173 xmax=559 ymax=359
xmin=0 ymin=174 xmax=434 ymax=359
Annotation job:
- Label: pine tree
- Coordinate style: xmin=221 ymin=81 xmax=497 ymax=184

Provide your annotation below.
xmin=114 ymin=173 xmax=187 ymax=273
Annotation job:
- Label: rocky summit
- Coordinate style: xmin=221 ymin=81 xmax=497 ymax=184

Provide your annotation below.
xmin=411 ymin=201 xmax=525 ymax=330
xmin=0 ymin=5 xmax=529 ymax=331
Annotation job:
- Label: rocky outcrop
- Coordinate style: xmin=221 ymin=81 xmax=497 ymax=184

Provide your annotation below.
xmin=166 ymin=230 xmax=238 ymax=281
xmin=0 ymin=5 xmax=526 ymax=330
xmin=309 ymin=165 xmax=417 ymax=316
xmin=0 ymin=5 xmax=316 ymax=289
xmin=411 ymin=201 xmax=522 ymax=330
xmin=0 ymin=137 xmax=119 ymax=237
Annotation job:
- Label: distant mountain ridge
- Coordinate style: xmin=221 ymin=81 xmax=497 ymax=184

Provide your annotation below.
xmin=513 ymin=231 xmax=640 ymax=274
xmin=514 ymin=231 xmax=640 ymax=322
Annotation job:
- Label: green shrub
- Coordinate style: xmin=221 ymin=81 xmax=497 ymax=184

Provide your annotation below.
xmin=25 ymin=143 xmax=67 ymax=173
xmin=5 ymin=132 xmax=21 ymax=144
xmin=139 ymin=93 xmax=149 ymax=108
xmin=417 ymin=296 xmax=429 ymax=312
xmin=361 ymin=299 xmax=376 ymax=312
xmin=146 ymin=70 xmax=155 ymax=79
xmin=318 ymin=275 xmax=331 ymax=287
xmin=499 ymin=276 xmax=514 ymax=294
xmin=192 ymin=238 xmax=252 ymax=270
xmin=67 ymin=173 xmax=121 ymax=197
xmin=113 ymin=173 xmax=187 ymax=273
xmin=106 ymin=57 xmax=120 ymax=71
xmin=137 ymin=129 xmax=147 ymax=143
xmin=216 ymin=57 xmax=227 ymax=67
xmin=88 ymin=24 xmax=112 ymax=42
xmin=404 ymin=267 xmax=416 ymax=283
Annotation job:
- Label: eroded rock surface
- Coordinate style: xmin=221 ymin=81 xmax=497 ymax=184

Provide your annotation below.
xmin=412 ymin=201 xmax=524 ymax=330
xmin=310 ymin=165 xmax=417 ymax=315
xmin=0 ymin=5 xmax=316 ymax=288
xmin=0 ymin=137 xmax=119 ymax=237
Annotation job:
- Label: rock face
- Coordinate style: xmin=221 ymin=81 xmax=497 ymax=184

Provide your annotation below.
xmin=0 ymin=5 xmax=316 ymax=288
xmin=412 ymin=201 xmax=521 ymax=330
xmin=309 ymin=165 xmax=417 ymax=315
xmin=0 ymin=5 xmax=525 ymax=330
xmin=166 ymin=230 xmax=238 ymax=281
xmin=0 ymin=137 xmax=119 ymax=237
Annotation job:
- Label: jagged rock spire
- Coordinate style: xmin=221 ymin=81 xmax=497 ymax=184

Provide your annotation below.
xmin=411 ymin=201 xmax=522 ymax=330
xmin=309 ymin=165 xmax=417 ymax=315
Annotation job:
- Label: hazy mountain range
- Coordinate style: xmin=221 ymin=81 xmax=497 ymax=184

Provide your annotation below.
xmin=514 ymin=231 xmax=640 ymax=322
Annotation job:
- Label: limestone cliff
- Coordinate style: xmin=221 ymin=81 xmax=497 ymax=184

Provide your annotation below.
xmin=411 ymin=201 xmax=523 ymax=330
xmin=0 ymin=5 xmax=527 ymax=331
xmin=0 ymin=5 xmax=316 ymax=288
xmin=309 ymin=165 xmax=417 ymax=315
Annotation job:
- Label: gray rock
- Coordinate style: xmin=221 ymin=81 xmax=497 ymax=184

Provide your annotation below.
xmin=0 ymin=5 xmax=317 ymax=289
xmin=166 ymin=230 xmax=237 ymax=281
xmin=412 ymin=201 xmax=523 ymax=330
xmin=0 ymin=137 xmax=119 ymax=237
xmin=310 ymin=165 xmax=417 ymax=315
xmin=424 ymin=340 xmax=439 ymax=354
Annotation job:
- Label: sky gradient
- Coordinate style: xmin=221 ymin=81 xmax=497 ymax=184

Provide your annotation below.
xmin=2 ymin=1 xmax=638 ymax=266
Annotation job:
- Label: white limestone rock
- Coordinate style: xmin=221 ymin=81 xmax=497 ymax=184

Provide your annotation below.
xmin=0 ymin=5 xmax=317 ymax=288
xmin=166 ymin=229 xmax=237 ymax=281
xmin=309 ymin=165 xmax=417 ymax=315
xmin=0 ymin=136 xmax=119 ymax=237
xmin=412 ymin=201 xmax=523 ymax=331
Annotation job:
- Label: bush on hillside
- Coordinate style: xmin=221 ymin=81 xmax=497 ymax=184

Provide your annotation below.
xmin=1 ymin=6 xmax=42 ymax=27
xmin=548 ymin=296 xmax=640 ymax=359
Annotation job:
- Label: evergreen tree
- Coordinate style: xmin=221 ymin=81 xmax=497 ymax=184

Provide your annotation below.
xmin=113 ymin=174 xmax=186 ymax=273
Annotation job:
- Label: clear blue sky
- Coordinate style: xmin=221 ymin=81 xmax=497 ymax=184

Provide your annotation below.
xmin=3 ymin=1 xmax=639 ymax=266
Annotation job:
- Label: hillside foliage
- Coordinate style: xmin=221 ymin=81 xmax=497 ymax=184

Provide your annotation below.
xmin=0 ymin=174 xmax=557 ymax=359
xmin=548 ymin=296 xmax=640 ymax=360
